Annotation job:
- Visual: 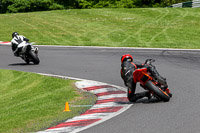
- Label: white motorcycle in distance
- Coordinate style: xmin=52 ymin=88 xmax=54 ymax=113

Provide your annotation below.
xmin=17 ymin=42 xmax=40 ymax=64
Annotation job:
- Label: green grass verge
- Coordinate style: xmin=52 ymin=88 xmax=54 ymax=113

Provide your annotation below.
xmin=0 ymin=8 xmax=200 ymax=49
xmin=0 ymin=69 xmax=96 ymax=133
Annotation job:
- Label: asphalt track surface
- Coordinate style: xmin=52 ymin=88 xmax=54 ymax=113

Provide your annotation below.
xmin=0 ymin=45 xmax=200 ymax=133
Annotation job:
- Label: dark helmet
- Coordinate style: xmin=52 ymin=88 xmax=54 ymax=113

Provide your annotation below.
xmin=121 ymin=54 xmax=133 ymax=63
xmin=12 ymin=32 xmax=19 ymax=38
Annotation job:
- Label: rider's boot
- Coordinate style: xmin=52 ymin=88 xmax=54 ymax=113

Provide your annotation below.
xmin=144 ymin=91 xmax=152 ymax=99
xmin=128 ymin=91 xmax=151 ymax=102
xmin=25 ymin=59 xmax=30 ymax=64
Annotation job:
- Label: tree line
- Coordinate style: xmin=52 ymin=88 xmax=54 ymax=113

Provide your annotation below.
xmin=0 ymin=0 xmax=190 ymax=13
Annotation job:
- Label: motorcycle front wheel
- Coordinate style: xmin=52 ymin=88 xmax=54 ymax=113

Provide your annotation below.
xmin=145 ymin=80 xmax=170 ymax=102
xmin=28 ymin=50 xmax=40 ymax=64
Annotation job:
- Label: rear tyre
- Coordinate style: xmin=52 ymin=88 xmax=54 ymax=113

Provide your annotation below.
xmin=145 ymin=80 xmax=170 ymax=102
xmin=28 ymin=50 xmax=40 ymax=64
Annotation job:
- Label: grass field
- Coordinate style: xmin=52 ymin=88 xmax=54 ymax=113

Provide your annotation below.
xmin=0 ymin=69 xmax=96 ymax=133
xmin=0 ymin=8 xmax=200 ymax=49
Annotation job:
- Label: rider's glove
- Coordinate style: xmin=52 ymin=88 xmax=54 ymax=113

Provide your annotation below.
xmin=24 ymin=38 xmax=29 ymax=42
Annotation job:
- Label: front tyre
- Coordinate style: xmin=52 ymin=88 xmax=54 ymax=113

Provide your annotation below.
xmin=145 ymin=80 xmax=170 ymax=102
xmin=28 ymin=50 xmax=40 ymax=64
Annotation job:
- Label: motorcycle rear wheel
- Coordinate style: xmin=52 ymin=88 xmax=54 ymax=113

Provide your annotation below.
xmin=145 ymin=80 xmax=170 ymax=102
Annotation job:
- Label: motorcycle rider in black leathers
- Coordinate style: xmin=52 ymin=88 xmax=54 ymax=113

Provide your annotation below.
xmin=120 ymin=54 xmax=169 ymax=102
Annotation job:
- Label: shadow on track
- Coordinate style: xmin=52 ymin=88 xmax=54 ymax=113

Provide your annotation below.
xmin=8 ymin=63 xmax=36 ymax=66
xmin=115 ymin=98 xmax=162 ymax=105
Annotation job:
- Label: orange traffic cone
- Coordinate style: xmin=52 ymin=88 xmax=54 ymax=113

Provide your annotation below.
xmin=63 ymin=102 xmax=71 ymax=112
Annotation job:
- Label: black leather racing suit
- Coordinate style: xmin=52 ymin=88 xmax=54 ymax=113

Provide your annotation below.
xmin=121 ymin=61 xmax=167 ymax=102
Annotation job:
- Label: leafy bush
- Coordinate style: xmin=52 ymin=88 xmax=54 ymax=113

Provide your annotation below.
xmin=115 ymin=0 xmax=136 ymax=8
xmin=77 ymin=0 xmax=136 ymax=8
xmin=0 ymin=0 xmax=64 ymax=13
xmin=54 ymin=0 xmax=79 ymax=8
xmin=7 ymin=0 xmax=30 ymax=13
xmin=93 ymin=1 xmax=112 ymax=8
xmin=49 ymin=3 xmax=65 ymax=10
xmin=0 ymin=0 xmax=193 ymax=13
xmin=76 ymin=0 xmax=94 ymax=9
